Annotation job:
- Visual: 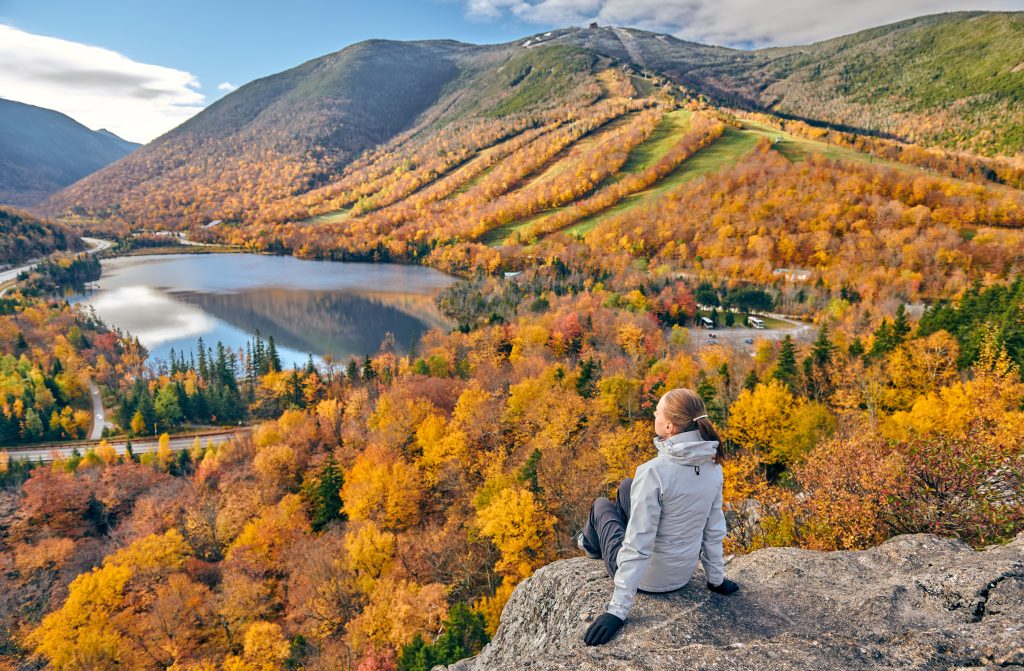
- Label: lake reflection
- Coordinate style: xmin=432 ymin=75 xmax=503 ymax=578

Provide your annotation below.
xmin=71 ymin=254 xmax=456 ymax=368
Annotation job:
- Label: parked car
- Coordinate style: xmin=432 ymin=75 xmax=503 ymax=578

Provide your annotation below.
xmin=744 ymin=338 xmax=754 ymax=345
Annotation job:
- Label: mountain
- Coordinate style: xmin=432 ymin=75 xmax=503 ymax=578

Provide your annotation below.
xmin=686 ymin=11 xmax=1024 ymax=156
xmin=40 ymin=37 xmax=614 ymax=228
xmin=449 ymin=531 xmax=1024 ymax=670
xmin=40 ymin=12 xmax=1023 ymax=230
xmin=0 ymin=98 xmax=140 ymax=207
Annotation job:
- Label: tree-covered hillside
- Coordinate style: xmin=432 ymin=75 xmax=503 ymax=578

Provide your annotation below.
xmin=0 ymin=207 xmax=83 ymax=267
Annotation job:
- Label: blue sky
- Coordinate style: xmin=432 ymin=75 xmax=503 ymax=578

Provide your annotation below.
xmin=1 ymin=0 xmax=1021 ymax=142
xmin=0 ymin=0 xmax=540 ymax=108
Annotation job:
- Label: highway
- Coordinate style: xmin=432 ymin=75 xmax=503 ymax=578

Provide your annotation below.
xmin=1 ymin=428 xmax=249 ymax=464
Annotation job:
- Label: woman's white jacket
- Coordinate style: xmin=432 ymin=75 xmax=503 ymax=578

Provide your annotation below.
xmin=607 ymin=429 xmax=726 ymax=620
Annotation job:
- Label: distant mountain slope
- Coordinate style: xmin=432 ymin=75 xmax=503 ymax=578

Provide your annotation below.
xmin=41 ymin=40 xmax=475 ymax=226
xmin=0 ymin=98 xmax=140 ymax=207
xmin=0 ymin=206 xmax=83 ymax=267
xmin=41 ymin=12 xmax=1023 ymax=230
xmin=547 ymin=14 xmax=1024 ymax=156
xmin=40 ymin=38 xmax=614 ymax=229
xmin=686 ymin=11 xmax=1024 ymax=155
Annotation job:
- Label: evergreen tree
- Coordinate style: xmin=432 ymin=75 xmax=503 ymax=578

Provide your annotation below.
xmin=518 ymin=449 xmax=543 ymax=495
xmin=869 ymin=319 xmax=896 ymax=358
xmin=154 ymin=384 xmax=183 ymax=429
xmin=848 ymin=336 xmax=865 ymax=358
xmin=398 ymin=604 xmax=488 ymax=671
xmin=196 ymin=337 xmax=208 ymax=381
xmin=346 ymin=358 xmax=360 ymax=381
xmin=301 ymin=455 xmax=345 ymax=532
xmin=361 ymin=356 xmax=376 ymax=381
xmin=696 ymin=372 xmax=725 ymax=424
xmin=575 ymin=357 xmax=601 ymax=398
xmin=742 ymin=369 xmax=759 ymax=391
xmin=812 ymin=324 xmax=834 ymax=367
xmin=893 ymin=303 xmax=912 ymax=343
xmin=267 ymin=336 xmax=282 ymax=373
xmin=773 ymin=335 xmax=798 ymax=391
xmin=136 ymin=392 xmax=157 ymax=435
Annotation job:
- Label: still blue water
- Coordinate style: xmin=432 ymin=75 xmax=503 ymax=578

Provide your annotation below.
xmin=70 ymin=253 xmax=456 ymax=369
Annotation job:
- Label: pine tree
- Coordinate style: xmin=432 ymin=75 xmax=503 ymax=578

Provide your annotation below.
xmin=196 ymin=337 xmax=208 ymax=381
xmin=518 ymin=449 xmax=543 ymax=495
xmin=893 ymin=303 xmax=912 ymax=343
xmin=361 ymin=356 xmax=376 ymax=381
xmin=812 ymin=324 xmax=834 ymax=367
xmin=848 ymin=336 xmax=865 ymax=358
xmin=302 ymin=455 xmax=345 ymax=532
xmin=267 ymin=336 xmax=282 ymax=373
xmin=773 ymin=335 xmax=798 ymax=391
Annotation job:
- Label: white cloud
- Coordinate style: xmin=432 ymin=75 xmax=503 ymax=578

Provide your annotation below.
xmin=462 ymin=0 xmax=1024 ymax=47
xmin=0 ymin=24 xmax=206 ymax=143
xmin=217 ymin=81 xmax=237 ymax=92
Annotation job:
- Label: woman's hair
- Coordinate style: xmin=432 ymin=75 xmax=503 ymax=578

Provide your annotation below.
xmin=661 ymin=388 xmax=723 ymax=462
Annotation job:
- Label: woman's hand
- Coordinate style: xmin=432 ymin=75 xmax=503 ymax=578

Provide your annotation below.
xmin=583 ymin=613 xmax=624 ymax=645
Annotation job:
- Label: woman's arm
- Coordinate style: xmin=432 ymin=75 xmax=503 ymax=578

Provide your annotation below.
xmin=700 ymin=467 xmax=726 ymax=587
xmin=607 ymin=465 xmax=663 ymax=620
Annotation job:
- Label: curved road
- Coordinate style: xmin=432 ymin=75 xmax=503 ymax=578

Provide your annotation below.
xmin=0 ymin=236 xmax=113 ymax=296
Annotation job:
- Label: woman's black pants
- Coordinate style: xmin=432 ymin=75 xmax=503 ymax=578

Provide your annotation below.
xmin=581 ymin=477 xmax=632 ymax=578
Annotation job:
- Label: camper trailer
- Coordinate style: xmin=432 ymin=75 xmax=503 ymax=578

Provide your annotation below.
xmin=700 ymin=316 xmax=715 ymax=329
xmin=747 ymin=316 xmax=765 ymax=329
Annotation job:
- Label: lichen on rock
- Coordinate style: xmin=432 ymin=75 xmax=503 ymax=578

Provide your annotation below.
xmin=440 ymin=531 xmax=1024 ymax=670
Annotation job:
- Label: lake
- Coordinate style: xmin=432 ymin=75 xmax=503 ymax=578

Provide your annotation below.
xmin=70 ymin=253 xmax=457 ymax=369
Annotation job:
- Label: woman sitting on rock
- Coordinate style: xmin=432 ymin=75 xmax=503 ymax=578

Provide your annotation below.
xmin=578 ymin=387 xmax=739 ymax=646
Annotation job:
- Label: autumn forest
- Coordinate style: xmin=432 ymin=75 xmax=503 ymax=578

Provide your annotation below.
xmin=2 ymin=15 xmax=1024 ymax=671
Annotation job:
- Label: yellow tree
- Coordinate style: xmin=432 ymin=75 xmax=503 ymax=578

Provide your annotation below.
xmin=157 ymin=433 xmax=173 ymax=471
xmin=341 ymin=446 xmax=423 ymax=531
xmin=30 ymin=530 xmax=190 ymax=670
xmin=726 ymin=379 xmax=805 ymax=465
xmin=476 ymin=486 xmax=556 ymax=581
xmin=343 ymin=521 xmax=396 ymax=594
xmin=222 ymin=621 xmax=291 ymax=671
xmin=345 ymin=578 xmax=448 ymax=652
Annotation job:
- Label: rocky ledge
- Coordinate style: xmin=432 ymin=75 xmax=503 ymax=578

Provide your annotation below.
xmin=445 ymin=532 xmax=1024 ymax=671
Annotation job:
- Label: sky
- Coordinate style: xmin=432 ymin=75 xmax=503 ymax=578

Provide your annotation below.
xmin=1 ymin=0 xmax=1021 ymax=143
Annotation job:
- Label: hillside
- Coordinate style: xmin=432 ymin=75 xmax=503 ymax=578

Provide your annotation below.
xmin=703 ymin=11 xmax=1024 ymax=156
xmin=42 ymin=12 xmax=1023 ymax=232
xmin=40 ymin=39 xmax=609 ymax=229
xmin=506 ymin=14 xmax=1024 ymax=156
xmin=0 ymin=206 xmax=83 ymax=268
xmin=0 ymin=98 xmax=139 ymax=207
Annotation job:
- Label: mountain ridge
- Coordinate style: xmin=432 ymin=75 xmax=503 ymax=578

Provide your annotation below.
xmin=39 ymin=11 xmax=1024 ymax=231
xmin=0 ymin=98 xmax=140 ymax=208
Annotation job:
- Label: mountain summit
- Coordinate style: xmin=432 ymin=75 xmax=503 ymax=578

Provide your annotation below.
xmin=40 ymin=11 xmax=1024 ymax=229
xmin=0 ymin=98 xmax=140 ymax=207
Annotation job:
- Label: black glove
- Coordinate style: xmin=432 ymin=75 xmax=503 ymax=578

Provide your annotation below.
xmin=707 ymin=577 xmax=739 ymax=595
xmin=583 ymin=612 xmax=624 ymax=646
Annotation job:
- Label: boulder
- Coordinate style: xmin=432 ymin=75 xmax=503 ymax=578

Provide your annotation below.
xmin=452 ymin=532 xmax=1024 ymax=670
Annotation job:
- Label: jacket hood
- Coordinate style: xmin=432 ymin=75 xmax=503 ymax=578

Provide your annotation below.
xmin=653 ymin=429 xmax=719 ymax=466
